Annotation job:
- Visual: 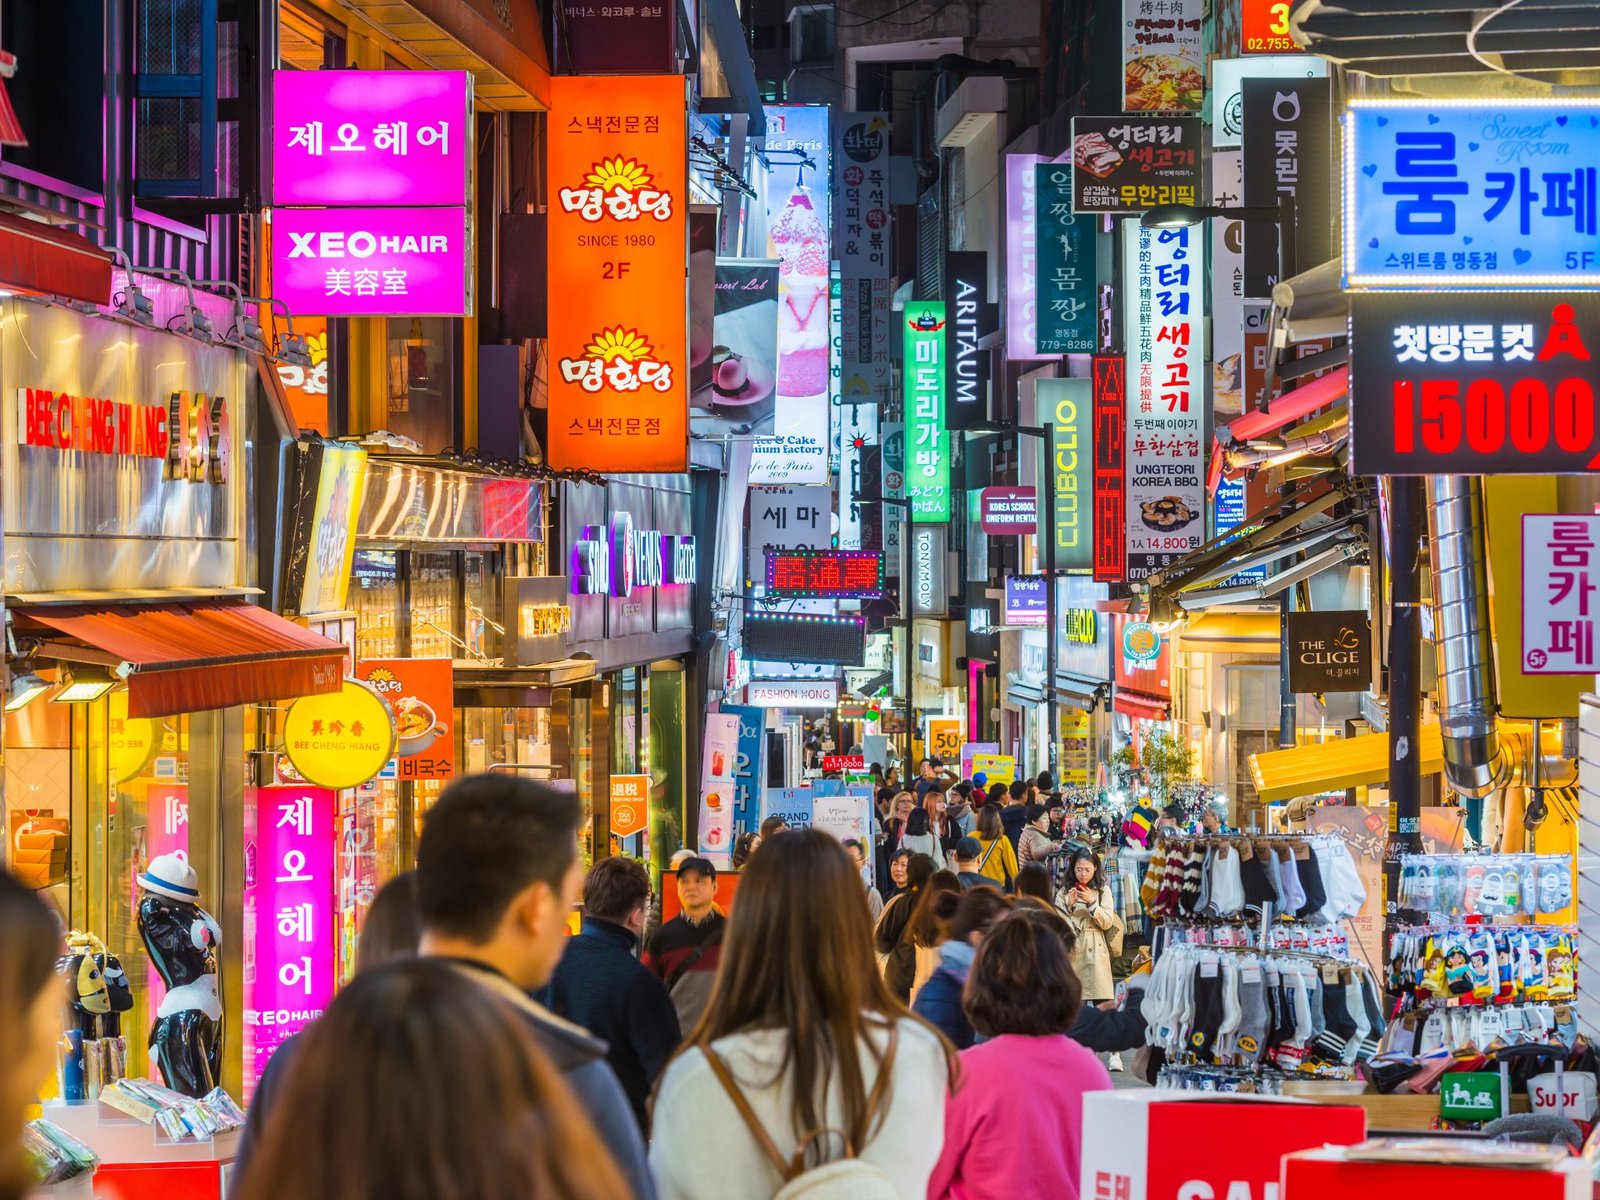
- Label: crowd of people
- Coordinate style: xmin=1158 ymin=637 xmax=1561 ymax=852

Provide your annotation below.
xmin=0 ymin=763 xmax=1149 ymax=1200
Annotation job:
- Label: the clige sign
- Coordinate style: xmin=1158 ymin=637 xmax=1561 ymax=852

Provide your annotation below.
xmin=1349 ymin=293 xmax=1600 ymax=475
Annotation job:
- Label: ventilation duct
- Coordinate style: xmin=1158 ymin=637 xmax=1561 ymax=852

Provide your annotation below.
xmin=1425 ymin=476 xmax=1512 ymax=799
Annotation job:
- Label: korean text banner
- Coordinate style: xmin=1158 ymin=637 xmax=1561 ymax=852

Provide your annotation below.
xmin=546 ymin=75 xmax=688 ymax=473
xmin=835 ymin=113 xmax=890 ymax=278
xmin=1242 ymin=77 xmax=1331 ymax=297
xmin=1123 ymin=0 xmax=1204 ymax=113
xmin=1038 ymin=378 xmax=1094 ymax=572
xmin=273 ymin=70 xmax=470 ymax=206
xmin=904 ymin=300 xmax=950 ymax=523
xmin=1348 ymin=292 xmax=1600 ymax=476
xmin=1035 ymin=164 xmax=1097 ymax=354
xmin=842 ymin=276 xmax=891 ymax=399
xmin=1005 ymin=154 xmax=1049 ymax=361
xmin=1124 ymin=222 xmax=1205 ymax=580
xmin=1093 ymin=355 xmax=1127 ymax=583
xmin=1071 ymin=117 xmax=1202 ymax=215
xmin=1522 ymin=515 xmax=1600 ymax=675
xmin=270 ymin=206 xmax=469 ymax=317
xmin=1345 ymin=101 xmax=1600 ymax=289
xmin=754 ymin=104 xmax=832 ymax=484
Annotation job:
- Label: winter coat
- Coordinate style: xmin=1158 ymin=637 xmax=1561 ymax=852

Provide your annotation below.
xmin=912 ymin=941 xmax=977 ymax=1049
xmin=1018 ymin=826 xmax=1059 ymax=866
xmin=1056 ymin=883 xmax=1122 ymax=1001
xmin=898 ymin=830 xmax=946 ymax=870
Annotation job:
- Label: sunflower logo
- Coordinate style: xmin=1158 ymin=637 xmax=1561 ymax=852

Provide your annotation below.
xmin=584 ymin=327 xmax=655 ymax=363
xmin=584 ymin=156 xmax=654 ymax=192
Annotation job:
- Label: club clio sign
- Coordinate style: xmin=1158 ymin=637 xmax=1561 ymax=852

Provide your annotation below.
xmin=547 ymin=75 xmax=688 ymax=473
xmin=270 ymin=206 xmax=469 ymax=317
xmin=273 ymin=70 xmax=470 ymax=207
xmin=1039 ymin=378 xmax=1093 ymax=572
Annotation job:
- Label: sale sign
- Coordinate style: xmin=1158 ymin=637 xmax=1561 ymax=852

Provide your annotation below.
xmin=1348 ymin=293 xmax=1600 ymax=475
xmin=1522 ymin=514 xmax=1600 ymax=674
xmin=269 ymin=205 xmax=469 ymax=317
xmin=273 ymin=70 xmax=470 ymax=206
xmin=247 ymin=785 xmax=336 ymax=1091
xmin=546 ymin=75 xmax=688 ymax=473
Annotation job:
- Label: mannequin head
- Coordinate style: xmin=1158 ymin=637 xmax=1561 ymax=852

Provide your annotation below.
xmin=415 ymin=776 xmax=583 ymax=992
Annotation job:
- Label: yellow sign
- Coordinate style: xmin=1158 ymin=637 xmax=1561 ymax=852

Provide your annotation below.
xmin=282 ymin=679 xmax=396 ymax=790
xmin=298 ymin=442 xmax=368 ymax=616
xmin=971 ymin=753 xmax=1016 ymax=785
xmin=927 ymin=718 xmax=963 ymax=763
xmin=107 ymin=690 xmax=158 ymax=784
xmin=610 ymin=774 xmax=650 ymax=838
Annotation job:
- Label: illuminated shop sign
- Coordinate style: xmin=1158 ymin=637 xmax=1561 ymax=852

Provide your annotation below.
xmin=1345 ymin=100 xmax=1600 ymax=289
xmin=1092 ymin=355 xmax=1127 ymax=583
xmin=904 ymin=300 xmax=949 ymax=522
xmin=1241 ymin=0 xmax=1302 ymax=53
xmin=1034 ymin=166 xmax=1095 ymax=354
xmin=270 ymin=206 xmax=469 ymax=318
xmin=979 ymin=486 xmax=1037 ymax=535
xmin=1004 ymin=575 xmax=1049 ymax=626
xmin=1348 ymin=293 xmax=1600 ymax=475
xmin=572 ymin=513 xmax=696 ymax=596
xmin=1070 ymin=117 xmax=1201 ymax=215
xmin=1039 ymin=378 xmax=1093 ymax=572
xmin=1063 ymin=608 xmax=1100 ymax=644
xmin=19 ymin=387 xmax=229 ymax=484
xmin=945 ymin=251 xmax=994 ymax=429
xmin=747 ymin=678 xmax=840 ymax=708
xmin=764 ymin=549 xmax=885 ymax=599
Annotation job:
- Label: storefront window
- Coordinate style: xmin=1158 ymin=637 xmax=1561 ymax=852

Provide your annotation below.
xmin=409 ymin=552 xmax=458 ymax=658
xmin=647 ymin=664 xmax=685 ymax=867
xmin=614 ymin=668 xmax=640 ymax=775
xmin=384 ymin=318 xmax=456 ymax=453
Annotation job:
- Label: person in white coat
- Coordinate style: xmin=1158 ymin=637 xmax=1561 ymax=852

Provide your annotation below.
xmin=650 ymin=830 xmax=955 ymax=1200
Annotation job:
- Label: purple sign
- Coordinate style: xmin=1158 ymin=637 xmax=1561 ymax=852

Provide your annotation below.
xmin=1004 ymin=574 xmax=1049 ymax=626
xmin=1005 ymin=154 xmax=1046 ymax=362
xmin=271 ymin=206 xmax=469 ymax=317
xmin=246 ymin=785 xmax=335 ymax=1092
xmin=273 ymin=70 xmax=470 ymax=207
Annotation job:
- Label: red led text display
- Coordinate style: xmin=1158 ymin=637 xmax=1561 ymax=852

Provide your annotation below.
xmin=1092 ymin=355 xmax=1127 ymax=582
xmin=1350 ymin=294 xmax=1600 ymax=476
xmin=764 ymin=549 xmax=885 ymax=599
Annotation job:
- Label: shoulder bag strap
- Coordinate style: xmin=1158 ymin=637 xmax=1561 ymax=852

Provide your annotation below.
xmin=700 ymin=1044 xmax=795 ymax=1181
xmin=664 ymin=923 xmax=724 ymax=995
xmin=977 ymin=838 xmax=999 ymax=872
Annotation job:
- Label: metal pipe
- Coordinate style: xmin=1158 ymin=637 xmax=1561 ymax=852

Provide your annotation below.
xmin=1384 ymin=477 xmax=1425 ymax=965
xmin=1425 ymin=476 xmax=1511 ymax=799
xmin=1042 ymin=421 xmax=1058 ymax=780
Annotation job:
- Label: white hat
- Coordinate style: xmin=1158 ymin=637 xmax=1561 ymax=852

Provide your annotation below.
xmin=138 ymin=852 xmax=200 ymax=903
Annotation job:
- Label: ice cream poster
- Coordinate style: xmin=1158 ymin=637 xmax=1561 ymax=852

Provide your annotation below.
xmin=753 ymin=104 xmax=832 ymax=485
xmin=697 ymin=712 xmax=741 ymax=862
xmin=695 ymin=258 xmax=778 ymax=438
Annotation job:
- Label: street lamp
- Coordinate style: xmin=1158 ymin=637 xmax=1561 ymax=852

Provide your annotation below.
xmin=861 ymin=490 xmax=916 ymax=783
xmin=967 ymin=420 xmax=1059 ymax=779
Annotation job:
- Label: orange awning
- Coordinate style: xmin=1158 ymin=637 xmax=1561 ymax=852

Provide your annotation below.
xmin=0 ymin=211 xmax=112 ymax=306
xmin=22 ymin=601 xmax=346 ymax=718
xmin=1113 ymin=691 xmax=1170 ymax=722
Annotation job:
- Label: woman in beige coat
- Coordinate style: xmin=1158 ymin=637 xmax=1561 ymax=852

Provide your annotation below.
xmin=1054 ymin=849 xmax=1122 ymax=1002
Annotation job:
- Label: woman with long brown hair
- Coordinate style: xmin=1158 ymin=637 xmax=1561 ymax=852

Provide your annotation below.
xmin=0 ymin=869 xmax=62 ymax=1200
xmin=235 ymin=958 xmax=626 ymax=1200
xmin=651 ymin=830 xmax=956 ymax=1199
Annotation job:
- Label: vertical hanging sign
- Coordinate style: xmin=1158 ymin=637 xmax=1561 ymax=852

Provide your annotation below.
xmin=904 ymin=300 xmax=949 ymax=523
xmin=1123 ymin=223 xmax=1204 ymax=581
xmin=944 ymin=251 xmax=994 ymax=431
xmin=834 ymin=113 xmax=890 ymax=278
xmin=1092 ymin=355 xmax=1126 ymax=583
xmin=1241 ymin=76 xmax=1332 ymax=297
xmin=547 ymin=75 xmax=688 ymax=472
xmin=1035 ymin=164 xmax=1097 ymax=354
xmin=1005 ymin=154 xmax=1048 ymax=361
xmin=1038 ymin=379 xmax=1094 ymax=572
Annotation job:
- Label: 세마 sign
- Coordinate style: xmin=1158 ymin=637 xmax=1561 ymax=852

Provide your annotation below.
xmin=273 ymin=70 xmax=470 ymax=207
xmin=270 ymin=206 xmax=468 ymax=317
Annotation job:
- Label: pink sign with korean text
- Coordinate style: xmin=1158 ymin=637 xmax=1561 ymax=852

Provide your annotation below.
xmin=273 ymin=70 xmax=470 ymax=207
xmin=270 ymin=206 xmax=469 ymax=317
xmin=246 ymin=785 xmax=336 ymax=1091
xmin=1522 ymin=514 xmax=1600 ymax=674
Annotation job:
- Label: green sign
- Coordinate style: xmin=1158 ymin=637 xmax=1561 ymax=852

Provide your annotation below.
xmin=1037 ymin=378 xmax=1094 ymax=573
xmin=1034 ymin=165 xmax=1096 ymax=354
xmin=1440 ymin=1072 xmax=1503 ymax=1121
xmin=904 ymin=300 xmax=949 ymax=523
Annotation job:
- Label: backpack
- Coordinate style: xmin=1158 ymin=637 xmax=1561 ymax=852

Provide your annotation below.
xmin=700 ymin=1027 xmax=901 ymax=1200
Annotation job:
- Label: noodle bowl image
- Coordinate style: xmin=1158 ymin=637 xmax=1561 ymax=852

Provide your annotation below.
xmin=394 ymin=696 xmax=441 ymax=756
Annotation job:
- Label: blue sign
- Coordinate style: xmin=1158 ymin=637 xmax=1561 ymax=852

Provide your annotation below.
xmin=1346 ymin=101 xmax=1600 ymax=288
xmin=1212 ymin=477 xmax=1266 ymax=584
xmin=762 ymin=786 xmax=813 ymax=830
xmin=1003 ymin=575 xmax=1049 ymax=626
xmin=723 ymin=704 xmax=767 ymax=835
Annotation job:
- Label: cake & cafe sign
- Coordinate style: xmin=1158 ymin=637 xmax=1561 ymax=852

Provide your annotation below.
xmin=18 ymin=387 xmax=231 ymax=484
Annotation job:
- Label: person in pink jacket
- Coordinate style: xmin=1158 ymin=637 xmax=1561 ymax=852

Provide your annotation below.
xmin=926 ymin=907 xmax=1113 ymax=1200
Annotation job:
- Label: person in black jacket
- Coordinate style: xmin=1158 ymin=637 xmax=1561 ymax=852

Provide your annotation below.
xmin=543 ymin=856 xmax=681 ymax=1132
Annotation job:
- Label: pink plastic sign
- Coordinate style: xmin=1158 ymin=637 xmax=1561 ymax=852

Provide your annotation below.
xmin=247 ymin=785 xmax=336 ymax=1089
xmin=273 ymin=70 xmax=470 ymax=207
xmin=270 ymin=206 xmax=469 ymax=317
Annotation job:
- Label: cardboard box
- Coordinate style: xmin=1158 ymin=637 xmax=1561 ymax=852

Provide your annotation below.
xmin=1081 ymin=1090 xmax=1367 ymax=1200
xmin=1282 ymin=1145 xmax=1591 ymax=1200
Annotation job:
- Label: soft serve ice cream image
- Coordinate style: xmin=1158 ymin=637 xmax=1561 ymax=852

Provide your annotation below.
xmin=770 ymin=184 xmax=830 ymax=399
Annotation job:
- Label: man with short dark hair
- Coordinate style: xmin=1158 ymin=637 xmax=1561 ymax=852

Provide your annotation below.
xmin=643 ymin=857 xmax=725 ymax=1035
xmin=916 ymin=756 xmax=957 ymax=799
xmin=544 ymin=856 xmax=682 ymax=1133
xmin=415 ymin=774 xmax=653 ymax=1199
xmin=953 ymin=836 xmax=997 ymax=891
xmin=1001 ymin=780 xmax=1031 ymax=850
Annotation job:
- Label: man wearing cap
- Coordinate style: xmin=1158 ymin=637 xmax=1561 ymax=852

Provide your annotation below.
xmin=952 ymin=837 xmax=996 ymax=891
xmin=643 ymin=857 xmax=725 ymax=1035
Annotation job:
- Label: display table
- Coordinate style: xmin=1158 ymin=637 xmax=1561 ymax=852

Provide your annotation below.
xmin=1282 ymin=1145 xmax=1591 ymax=1200
xmin=1081 ymin=1090 xmax=1367 ymax=1200
xmin=1331 ymin=1090 xmax=1531 ymax=1131
xmin=42 ymin=1101 xmax=236 ymax=1200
